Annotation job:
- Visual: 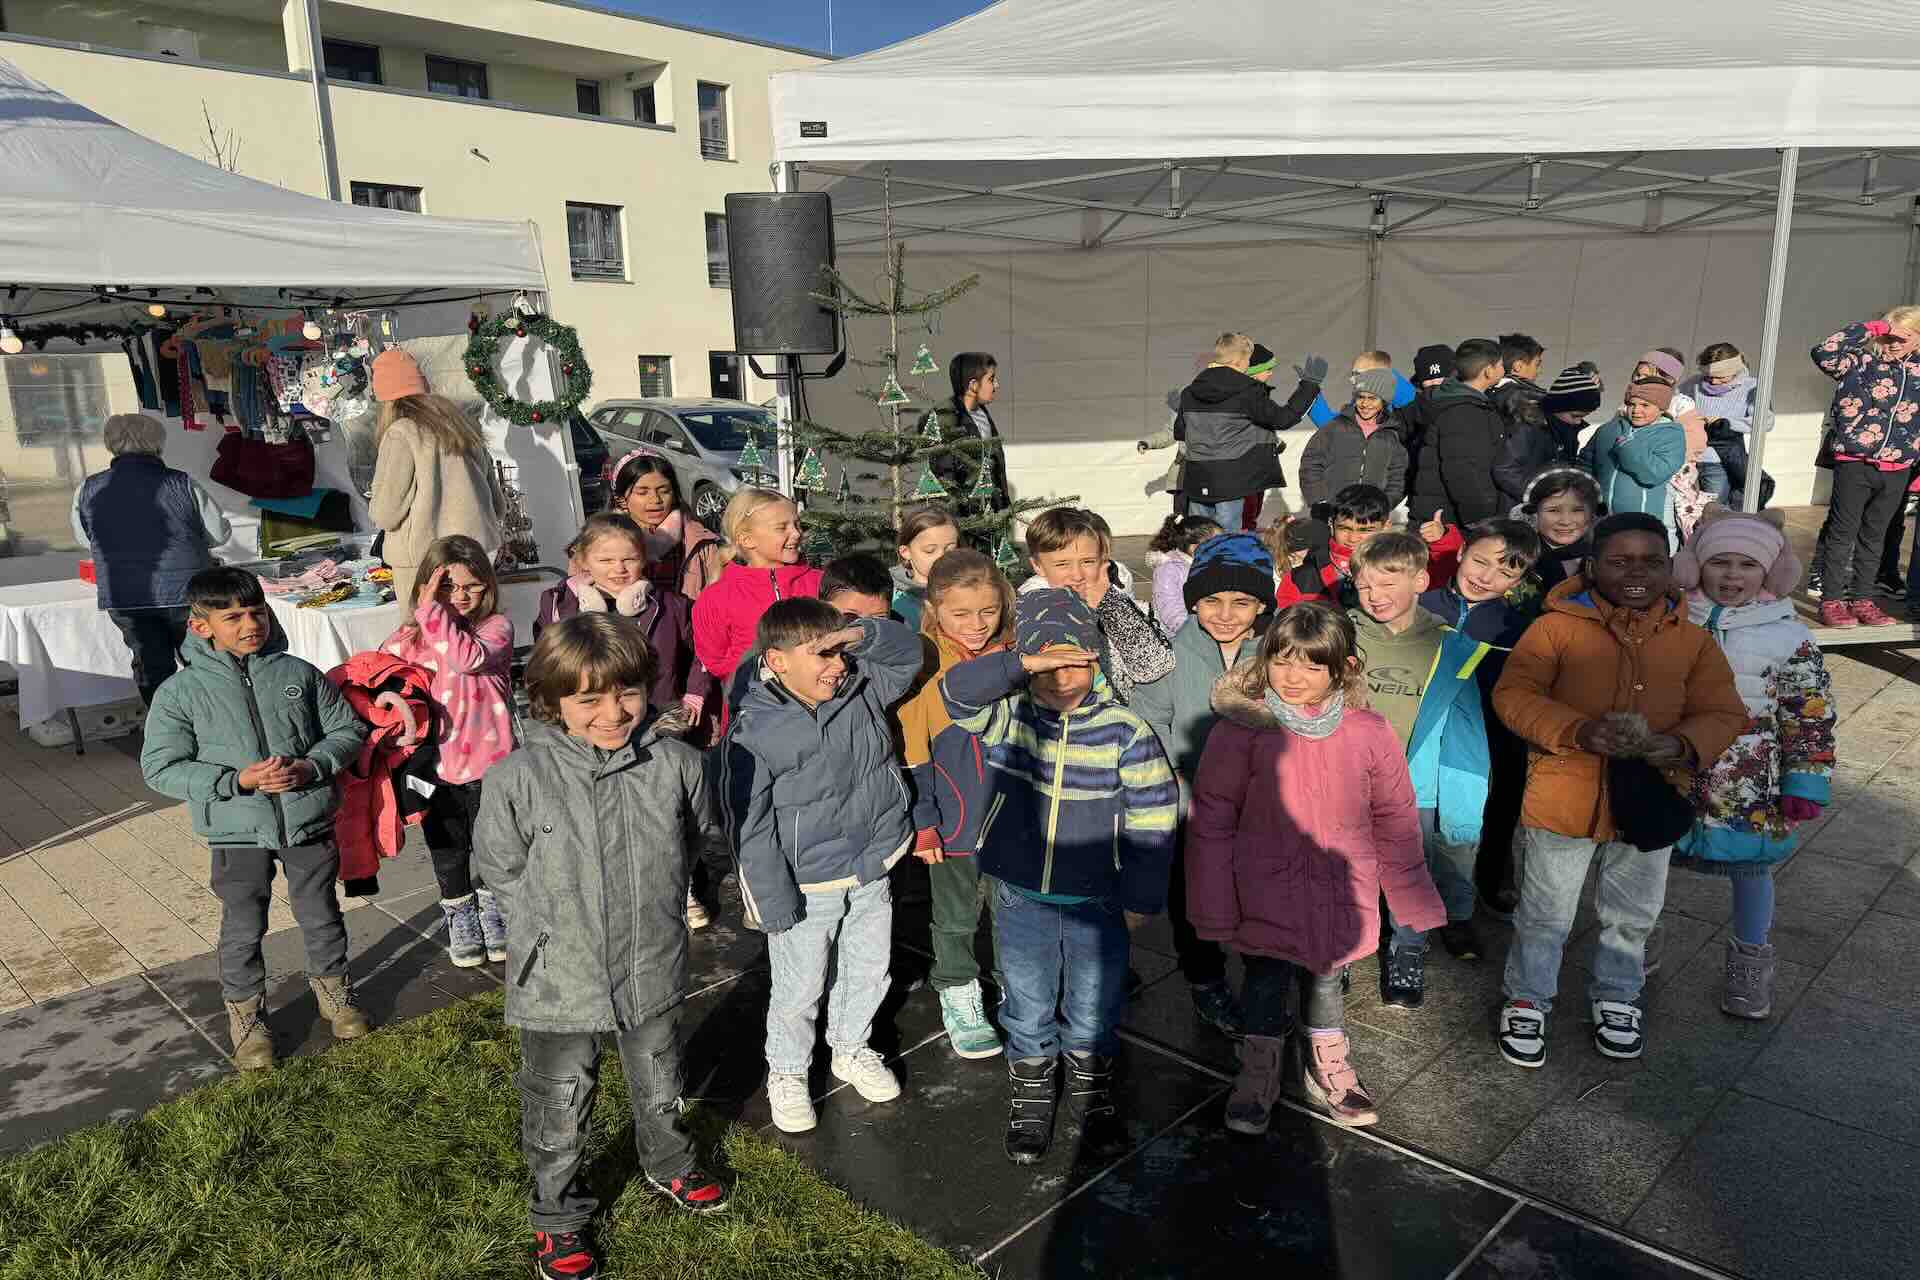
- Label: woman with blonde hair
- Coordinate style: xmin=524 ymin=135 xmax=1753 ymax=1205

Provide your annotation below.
xmin=71 ymin=412 xmax=232 ymax=705
xmin=367 ymin=348 xmax=502 ymax=606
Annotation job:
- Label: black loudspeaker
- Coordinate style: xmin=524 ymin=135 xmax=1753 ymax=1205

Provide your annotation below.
xmin=725 ymin=192 xmax=838 ymax=355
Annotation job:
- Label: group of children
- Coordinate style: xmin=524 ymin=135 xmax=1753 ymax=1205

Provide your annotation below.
xmin=132 ymin=335 xmax=1841 ymax=1275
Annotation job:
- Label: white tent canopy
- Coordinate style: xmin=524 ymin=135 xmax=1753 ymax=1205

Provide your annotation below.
xmin=0 ymin=58 xmax=547 ymax=296
xmin=766 ymin=0 xmax=1920 ymax=533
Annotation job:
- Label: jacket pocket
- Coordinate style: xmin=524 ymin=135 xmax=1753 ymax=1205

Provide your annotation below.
xmin=515 ymin=929 xmax=551 ymax=988
xmin=514 ymin=1067 xmax=580 ymax=1154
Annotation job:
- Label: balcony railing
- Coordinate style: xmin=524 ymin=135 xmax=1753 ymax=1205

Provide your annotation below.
xmin=706 ymin=263 xmax=731 ymax=289
xmin=699 ymin=134 xmax=730 ymax=160
xmin=570 ymin=254 xmax=626 ymax=281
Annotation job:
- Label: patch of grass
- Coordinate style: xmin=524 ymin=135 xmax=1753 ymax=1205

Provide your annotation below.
xmin=0 ymin=992 xmax=976 ymax=1279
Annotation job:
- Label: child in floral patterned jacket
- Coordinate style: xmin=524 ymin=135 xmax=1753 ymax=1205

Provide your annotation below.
xmin=1671 ymin=507 xmax=1836 ymax=1022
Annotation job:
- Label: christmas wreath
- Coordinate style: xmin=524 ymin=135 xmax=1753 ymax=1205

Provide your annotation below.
xmin=464 ymin=313 xmax=592 ymax=426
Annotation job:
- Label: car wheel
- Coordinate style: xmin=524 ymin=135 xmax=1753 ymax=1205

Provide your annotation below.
xmin=692 ymin=482 xmax=728 ymax=526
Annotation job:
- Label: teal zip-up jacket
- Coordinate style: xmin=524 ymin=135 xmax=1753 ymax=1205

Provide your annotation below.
xmin=1405 ymin=627 xmax=1496 ymax=848
xmin=141 ymin=629 xmax=365 ymax=848
xmin=940 ymin=649 xmax=1178 ymax=912
xmin=1579 ymin=413 xmax=1686 ymax=521
xmin=1131 ymin=612 xmax=1265 ymax=782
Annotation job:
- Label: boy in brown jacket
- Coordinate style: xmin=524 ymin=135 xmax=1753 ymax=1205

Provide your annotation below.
xmin=1491 ymin=513 xmax=1747 ymax=1069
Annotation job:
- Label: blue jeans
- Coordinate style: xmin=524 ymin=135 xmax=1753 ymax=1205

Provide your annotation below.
xmin=1187 ymin=497 xmax=1244 ymax=532
xmin=764 ymin=876 xmax=893 ymax=1075
xmin=991 ymin=881 xmax=1129 ymax=1059
xmin=1388 ymin=809 xmax=1478 ymax=954
xmin=1503 ymin=827 xmax=1669 ymax=1014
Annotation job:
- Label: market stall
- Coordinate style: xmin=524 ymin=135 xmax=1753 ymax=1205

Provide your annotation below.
xmin=0 ymin=58 xmax=583 ymax=739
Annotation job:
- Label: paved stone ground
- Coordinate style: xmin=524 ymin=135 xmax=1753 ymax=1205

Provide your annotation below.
xmin=4 ymin=512 xmax=1920 ymax=1277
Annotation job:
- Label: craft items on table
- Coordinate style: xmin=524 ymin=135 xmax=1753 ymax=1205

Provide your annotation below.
xmin=492 ymin=459 xmax=539 ymax=571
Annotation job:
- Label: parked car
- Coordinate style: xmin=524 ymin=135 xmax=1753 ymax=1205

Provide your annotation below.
xmin=584 ymin=398 xmax=777 ymax=527
xmin=568 ymin=411 xmax=610 ymax=513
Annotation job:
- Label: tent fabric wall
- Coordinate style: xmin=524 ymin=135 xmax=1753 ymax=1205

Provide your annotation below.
xmin=806 ymin=227 xmax=1908 ymax=538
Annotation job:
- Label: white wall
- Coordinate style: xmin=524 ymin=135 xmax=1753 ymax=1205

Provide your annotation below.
xmin=809 ymin=227 xmax=1911 ymax=536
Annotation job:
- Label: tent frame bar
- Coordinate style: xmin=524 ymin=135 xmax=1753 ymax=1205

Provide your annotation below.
xmin=1744 ymin=147 xmax=1799 ymax=515
xmin=804 ymin=149 xmax=1906 ymax=250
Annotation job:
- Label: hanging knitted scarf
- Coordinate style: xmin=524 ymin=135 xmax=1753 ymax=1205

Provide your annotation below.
xmin=1264 ymin=687 xmax=1345 ymax=739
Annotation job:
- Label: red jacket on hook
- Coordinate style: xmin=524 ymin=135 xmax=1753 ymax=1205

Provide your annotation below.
xmin=327 ymin=652 xmax=435 ymax=883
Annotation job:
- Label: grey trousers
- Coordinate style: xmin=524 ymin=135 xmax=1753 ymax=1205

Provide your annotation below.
xmin=209 ymin=842 xmax=347 ymax=1001
xmin=517 ymin=1015 xmax=694 ymax=1232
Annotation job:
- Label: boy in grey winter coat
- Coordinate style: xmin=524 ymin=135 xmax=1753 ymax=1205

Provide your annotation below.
xmin=722 ymin=602 xmax=925 ymax=1135
xmin=474 ymin=614 xmax=730 ymax=1279
xmin=140 ymin=568 xmax=367 ymax=1072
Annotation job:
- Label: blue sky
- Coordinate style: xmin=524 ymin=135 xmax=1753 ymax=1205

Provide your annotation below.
xmin=600 ymin=0 xmax=986 ymax=56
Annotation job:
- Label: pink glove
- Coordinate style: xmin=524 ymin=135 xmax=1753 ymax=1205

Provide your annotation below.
xmin=1781 ymin=797 xmax=1823 ymax=823
xmin=679 ymin=692 xmax=705 ymax=722
xmin=1866 ymin=320 xmax=1893 ymax=337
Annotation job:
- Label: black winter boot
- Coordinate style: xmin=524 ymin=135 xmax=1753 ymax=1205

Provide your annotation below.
xmin=1064 ymin=1050 xmax=1122 ymax=1151
xmin=1005 ymin=1056 xmax=1057 ymax=1164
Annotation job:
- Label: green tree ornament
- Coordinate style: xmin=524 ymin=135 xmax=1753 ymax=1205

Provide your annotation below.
xmin=912 ymin=462 xmax=949 ymax=500
xmin=909 ymin=343 xmax=939 ymax=375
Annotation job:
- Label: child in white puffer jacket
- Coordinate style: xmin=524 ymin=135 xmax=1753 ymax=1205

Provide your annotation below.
xmin=1671 ymin=506 xmax=1836 ymax=1022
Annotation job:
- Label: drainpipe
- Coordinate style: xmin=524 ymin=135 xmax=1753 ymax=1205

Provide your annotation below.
xmin=293 ymin=0 xmax=342 ymax=200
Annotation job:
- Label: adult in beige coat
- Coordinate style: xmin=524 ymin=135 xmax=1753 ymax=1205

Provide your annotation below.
xmin=366 ymin=349 xmax=502 ymax=605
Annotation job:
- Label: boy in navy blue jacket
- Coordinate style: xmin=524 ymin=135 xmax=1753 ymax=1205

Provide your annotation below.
xmin=723 ymin=602 xmax=924 ymax=1136
xmin=942 ymin=589 xmax=1178 ymax=1165
xmin=1418 ymin=517 xmax=1542 ymax=919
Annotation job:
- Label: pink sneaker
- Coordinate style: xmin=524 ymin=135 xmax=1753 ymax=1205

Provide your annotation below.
xmin=1851 ymin=598 xmax=1899 ymax=627
xmin=1301 ymin=1030 xmax=1378 ymax=1127
xmin=1819 ymin=600 xmax=1858 ymax=628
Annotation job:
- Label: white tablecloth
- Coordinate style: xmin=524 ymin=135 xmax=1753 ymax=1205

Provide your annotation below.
xmin=0 ymin=580 xmax=137 ymax=726
xmin=1 ymin=576 xmax=551 ymax=728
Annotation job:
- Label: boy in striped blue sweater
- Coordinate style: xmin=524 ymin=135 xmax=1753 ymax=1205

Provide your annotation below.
xmin=940 ymin=588 xmax=1178 ymax=1166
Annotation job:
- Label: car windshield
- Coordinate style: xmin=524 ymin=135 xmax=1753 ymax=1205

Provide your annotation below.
xmin=677 ymin=409 xmax=775 ymax=453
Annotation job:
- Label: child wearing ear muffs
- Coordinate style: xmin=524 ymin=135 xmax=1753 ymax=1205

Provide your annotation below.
xmin=1670 ymin=505 xmax=1837 ymax=1022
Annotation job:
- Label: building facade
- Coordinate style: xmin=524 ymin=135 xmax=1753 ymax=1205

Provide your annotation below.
xmin=0 ymin=0 xmax=825 ymax=407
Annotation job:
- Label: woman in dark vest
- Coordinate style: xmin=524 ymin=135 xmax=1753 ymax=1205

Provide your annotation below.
xmin=71 ymin=413 xmax=232 ymax=705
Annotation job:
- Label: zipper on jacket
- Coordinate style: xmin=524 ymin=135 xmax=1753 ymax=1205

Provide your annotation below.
xmin=515 ymin=929 xmax=551 ymax=987
xmin=1112 ymin=814 xmax=1122 ymax=872
xmin=1039 ymin=706 xmax=1077 ymax=893
xmin=238 ymin=666 xmax=288 ymax=848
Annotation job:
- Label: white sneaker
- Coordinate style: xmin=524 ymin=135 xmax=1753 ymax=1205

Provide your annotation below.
xmin=1498 ymin=1000 xmax=1548 ymax=1069
xmin=766 ymin=1072 xmax=817 ymax=1133
xmin=685 ymin=889 xmax=711 ymax=931
xmin=1591 ymin=1000 xmax=1645 ymax=1059
xmin=831 ymin=1047 xmax=902 ymax=1103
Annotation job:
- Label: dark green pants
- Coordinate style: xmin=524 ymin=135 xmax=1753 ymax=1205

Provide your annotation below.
xmin=929 ymin=855 xmax=995 ymax=990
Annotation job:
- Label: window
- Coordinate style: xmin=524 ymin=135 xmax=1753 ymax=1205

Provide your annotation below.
xmin=709 ymin=352 xmax=742 ymax=400
xmin=323 ymin=39 xmax=382 ymax=85
xmin=696 ymin=82 xmax=729 ymax=159
xmin=426 ymin=55 xmax=488 ymax=100
xmin=632 ymin=84 xmax=657 ymax=124
xmin=637 ymin=357 xmax=673 ymax=398
xmin=351 ymin=182 xmax=422 ymax=212
xmin=576 ymin=80 xmax=602 ymax=115
xmin=565 ymin=203 xmax=625 ymax=281
xmin=704 ymin=213 xmax=730 ymax=289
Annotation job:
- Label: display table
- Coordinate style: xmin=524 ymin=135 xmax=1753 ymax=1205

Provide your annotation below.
xmin=1 ymin=574 xmax=554 ymax=739
xmin=0 ymin=580 xmax=138 ymax=728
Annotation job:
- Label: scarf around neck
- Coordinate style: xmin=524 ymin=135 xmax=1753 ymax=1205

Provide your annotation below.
xmin=1264 ymin=687 xmax=1345 ymax=739
xmin=638 ymin=508 xmax=684 ymax=564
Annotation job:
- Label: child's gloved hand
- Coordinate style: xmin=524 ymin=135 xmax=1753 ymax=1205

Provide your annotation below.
xmin=1295 ymin=355 xmax=1330 ymax=385
xmin=913 ymin=826 xmax=944 ymax=865
xmin=1781 ymin=797 xmax=1824 ymax=823
xmin=614 ymin=580 xmax=650 ymax=616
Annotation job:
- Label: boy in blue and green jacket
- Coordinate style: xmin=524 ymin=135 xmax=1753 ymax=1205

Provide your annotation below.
xmin=940 ymin=588 xmax=1177 ymax=1166
xmin=140 ymin=567 xmax=367 ymax=1072
xmin=1348 ymin=533 xmax=1495 ymax=1011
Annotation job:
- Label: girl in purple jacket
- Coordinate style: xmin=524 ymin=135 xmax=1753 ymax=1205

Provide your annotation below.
xmin=1187 ymin=602 xmax=1442 ymax=1134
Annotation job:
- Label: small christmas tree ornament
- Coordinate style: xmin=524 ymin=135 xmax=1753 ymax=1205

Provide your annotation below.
xmin=993 ymin=534 xmax=1021 ymax=573
xmin=877 ymin=374 xmax=912 ymax=407
xmin=920 ymin=409 xmax=943 ymax=441
xmin=909 ymin=343 xmax=939 ymax=375
xmin=969 ymin=460 xmax=998 ymax=504
xmin=736 ymin=432 xmax=767 ymax=481
xmin=912 ymin=461 xmax=949 ymax=500
xmin=836 ymin=467 xmax=854 ymax=503
xmin=793 ymin=447 xmax=826 ymax=491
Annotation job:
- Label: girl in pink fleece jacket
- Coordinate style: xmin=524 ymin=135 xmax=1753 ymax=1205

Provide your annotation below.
xmin=1188 ymin=602 xmax=1441 ymax=1135
xmin=691 ymin=488 xmax=823 ymax=727
xmin=380 ymin=534 xmax=516 ymax=969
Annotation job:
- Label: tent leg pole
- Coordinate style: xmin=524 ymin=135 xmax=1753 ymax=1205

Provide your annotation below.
xmin=1905 ymin=197 xmax=1920 ymax=302
xmin=1364 ymin=233 xmax=1381 ymax=350
xmin=298 ymin=0 xmax=342 ymax=201
xmin=1744 ymin=147 xmax=1798 ymax=515
xmin=774 ymin=161 xmax=801 ymax=494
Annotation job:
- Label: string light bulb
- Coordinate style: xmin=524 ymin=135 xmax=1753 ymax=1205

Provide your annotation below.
xmin=302 ymin=310 xmax=322 ymax=341
xmin=0 ymin=324 xmax=22 ymax=355
xmin=147 ymin=302 xmax=168 ymax=318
